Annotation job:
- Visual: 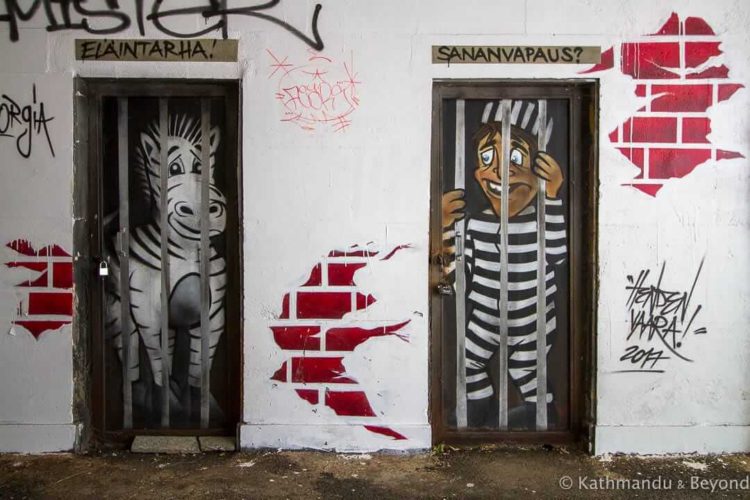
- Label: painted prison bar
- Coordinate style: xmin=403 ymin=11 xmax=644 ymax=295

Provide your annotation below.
xmin=0 ymin=2 xmax=748 ymax=455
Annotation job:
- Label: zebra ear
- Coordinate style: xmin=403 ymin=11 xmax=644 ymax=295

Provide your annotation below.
xmin=208 ymin=126 xmax=221 ymax=175
xmin=209 ymin=126 xmax=220 ymax=156
xmin=140 ymin=131 xmax=160 ymax=168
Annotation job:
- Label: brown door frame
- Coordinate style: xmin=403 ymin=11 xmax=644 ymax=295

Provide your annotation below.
xmin=428 ymin=79 xmax=599 ymax=447
xmin=73 ymin=78 xmax=243 ymax=448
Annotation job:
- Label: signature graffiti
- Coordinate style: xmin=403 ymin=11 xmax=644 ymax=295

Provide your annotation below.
xmin=269 ymin=49 xmax=360 ymax=132
xmin=0 ymin=0 xmax=324 ymax=50
xmin=617 ymin=259 xmax=706 ymax=373
xmin=0 ymin=85 xmax=55 ymax=159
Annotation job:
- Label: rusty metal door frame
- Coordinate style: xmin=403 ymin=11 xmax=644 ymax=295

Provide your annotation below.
xmin=428 ymin=80 xmax=599 ymax=448
xmin=73 ymin=78 xmax=243 ymax=447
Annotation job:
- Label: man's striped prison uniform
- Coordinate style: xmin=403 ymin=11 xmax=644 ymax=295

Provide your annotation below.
xmin=444 ymin=197 xmax=567 ymax=403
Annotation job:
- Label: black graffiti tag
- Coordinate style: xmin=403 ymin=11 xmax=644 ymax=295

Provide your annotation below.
xmin=616 ymin=259 xmax=706 ymax=373
xmin=0 ymin=0 xmax=324 ymax=50
xmin=0 ymin=85 xmax=55 ymax=159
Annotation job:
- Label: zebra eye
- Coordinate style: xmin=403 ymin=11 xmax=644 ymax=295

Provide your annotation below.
xmin=480 ymin=148 xmax=494 ymax=166
xmin=510 ymin=148 xmax=524 ymax=166
xmin=169 ymin=161 xmax=184 ymax=176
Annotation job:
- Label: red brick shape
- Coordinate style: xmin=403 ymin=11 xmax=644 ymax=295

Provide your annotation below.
xmin=581 ymin=13 xmax=744 ymax=196
xmin=629 ymin=117 xmax=678 ymax=143
xmin=649 ymin=148 xmax=711 ymax=179
xmin=270 ymin=244 xmax=412 ymax=440
xmin=684 ymin=16 xmax=715 ymax=35
xmin=363 ymin=425 xmax=407 ymax=440
xmin=325 ymin=390 xmax=376 ymax=417
xmin=302 ymin=264 xmax=323 ymax=286
xmin=327 ymin=262 xmax=366 ymax=286
xmin=627 ymin=184 xmax=664 ymax=197
xmin=271 ymin=361 xmax=288 ymax=382
xmin=13 ymin=320 xmax=71 ymax=340
xmin=650 ymin=12 xmax=680 ymax=35
xmin=684 ymin=42 xmax=721 ymax=68
xmin=326 ymin=321 xmax=410 ymax=351
xmin=52 ymin=262 xmax=73 ymax=289
xmin=718 ymin=84 xmax=743 ymax=101
xmin=687 ymin=66 xmax=730 ymax=79
xmin=621 ymin=42 xmax=680 ymax=79
xmin=650 ymin=84 xmax=712 ymax=113
xmin=290 ymin=357 xmax=356 ymax=384
xmin=682 ymin=117 xmax=711 ymax=144
xmin=297 ymin=291 xmax=353 ymax=319
xmin=5 ymin=240 xmax=74 ymax=340
xmin=271 ymin=325 xmax=321 ymax=350
xmin=28 ymin=292 xmax=72 ymax=316
xmin=295 ymin=389 xmax=319 ymax=405
xmin=616 ymin=148 xmax=645 ymax=170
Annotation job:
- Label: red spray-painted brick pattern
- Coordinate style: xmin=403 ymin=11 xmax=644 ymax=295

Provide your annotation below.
xmin=270 ymin=243 xmax=411 ymax=441
xmin=582 ymin=13 xmax=744 ymax=196
xmin=4 ymin=239 xmax=73 ymax=339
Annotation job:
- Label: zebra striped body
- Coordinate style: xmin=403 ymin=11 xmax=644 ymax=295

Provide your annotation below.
xmin=105 ymin=114 xmax=227 ymax=389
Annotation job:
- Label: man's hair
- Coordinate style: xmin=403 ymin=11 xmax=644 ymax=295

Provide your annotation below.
xmin=472 ymin=122 xmax=538 ymax=165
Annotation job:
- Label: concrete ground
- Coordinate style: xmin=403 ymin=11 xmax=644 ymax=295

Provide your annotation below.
xmin=1 ymin=445 xmax=749 ymax=499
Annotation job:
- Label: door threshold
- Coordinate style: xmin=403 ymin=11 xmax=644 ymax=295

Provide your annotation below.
xmin=131 ymin=435 xmax=236 ymax=453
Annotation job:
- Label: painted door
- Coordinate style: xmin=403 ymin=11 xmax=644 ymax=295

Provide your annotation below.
xmin=430 ymin=82 xmax=596 ymax=442
xmin=86 ymin=81 xmax=240 ymax=437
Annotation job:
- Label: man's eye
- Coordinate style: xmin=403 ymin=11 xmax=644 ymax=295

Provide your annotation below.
xmin=510 ymin=148 xmax=523 ymax=166
xmin=480 ymin=149 xmax=494 ymax=166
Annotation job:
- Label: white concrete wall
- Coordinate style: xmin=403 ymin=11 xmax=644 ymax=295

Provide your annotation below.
xmin=0 ymin=0 xmax=747 ymax=454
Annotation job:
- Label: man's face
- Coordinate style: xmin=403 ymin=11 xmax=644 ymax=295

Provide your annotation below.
xmin=474 ymin=129 xmax=538 ymax=218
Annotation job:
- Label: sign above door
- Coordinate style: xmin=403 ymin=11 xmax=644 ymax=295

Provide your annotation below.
xmin=75 ymin=38 xmax=238 ymax=62
xmin=432 ymin=45 xmax=601 ymax=65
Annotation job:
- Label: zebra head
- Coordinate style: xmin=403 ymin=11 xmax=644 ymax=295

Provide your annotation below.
xmin=137 ymin=114 xmax=227 ymax=242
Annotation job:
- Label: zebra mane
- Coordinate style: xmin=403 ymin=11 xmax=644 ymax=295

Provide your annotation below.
xmin=134 ymin=114 xmax=208 ymax=209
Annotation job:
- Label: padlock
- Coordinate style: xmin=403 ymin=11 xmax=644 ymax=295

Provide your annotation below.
xmin=99 ymin=261 xmax=109 ymax=277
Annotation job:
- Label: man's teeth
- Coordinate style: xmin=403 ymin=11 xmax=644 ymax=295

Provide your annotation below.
xmin=488 ymin=181 xmax=502 ymax=194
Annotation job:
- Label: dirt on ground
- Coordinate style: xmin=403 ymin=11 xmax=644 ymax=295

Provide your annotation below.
xmin=1 ymin=445 xmax=749 ymax=499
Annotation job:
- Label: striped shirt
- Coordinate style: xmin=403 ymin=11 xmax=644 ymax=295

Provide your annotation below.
xmin=444 ymin=197 xmax=567 ymax=401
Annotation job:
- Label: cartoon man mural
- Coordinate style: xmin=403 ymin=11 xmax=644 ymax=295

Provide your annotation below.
xmin=442 ymin=100 xmax=567 ymax=428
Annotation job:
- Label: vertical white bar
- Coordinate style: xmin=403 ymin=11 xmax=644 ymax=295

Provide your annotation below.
xmin=117 ymin=98 xmax=133 ymax=429
xmin=321 ymin=258 xmax=329 ymax=286
xmin=535 ymin=99 xmax=549 ymax=431
xmin=498 ymin=100 xmax=511 ymax=430
xmin=454 ymin=99 xmax=468 ymax=429
xmin=158 ymin=99 xmax=171 ymax=428
xmin=200 ymin=99 xmax=212 ymax=428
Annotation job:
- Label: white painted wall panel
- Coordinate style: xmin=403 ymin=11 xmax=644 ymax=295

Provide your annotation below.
xmin=0 ymin=0 xmax=746 ymax=454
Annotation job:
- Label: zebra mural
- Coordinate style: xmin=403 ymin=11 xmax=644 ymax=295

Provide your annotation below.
xmin=104 ymin=112 xmax=228 ymax=426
